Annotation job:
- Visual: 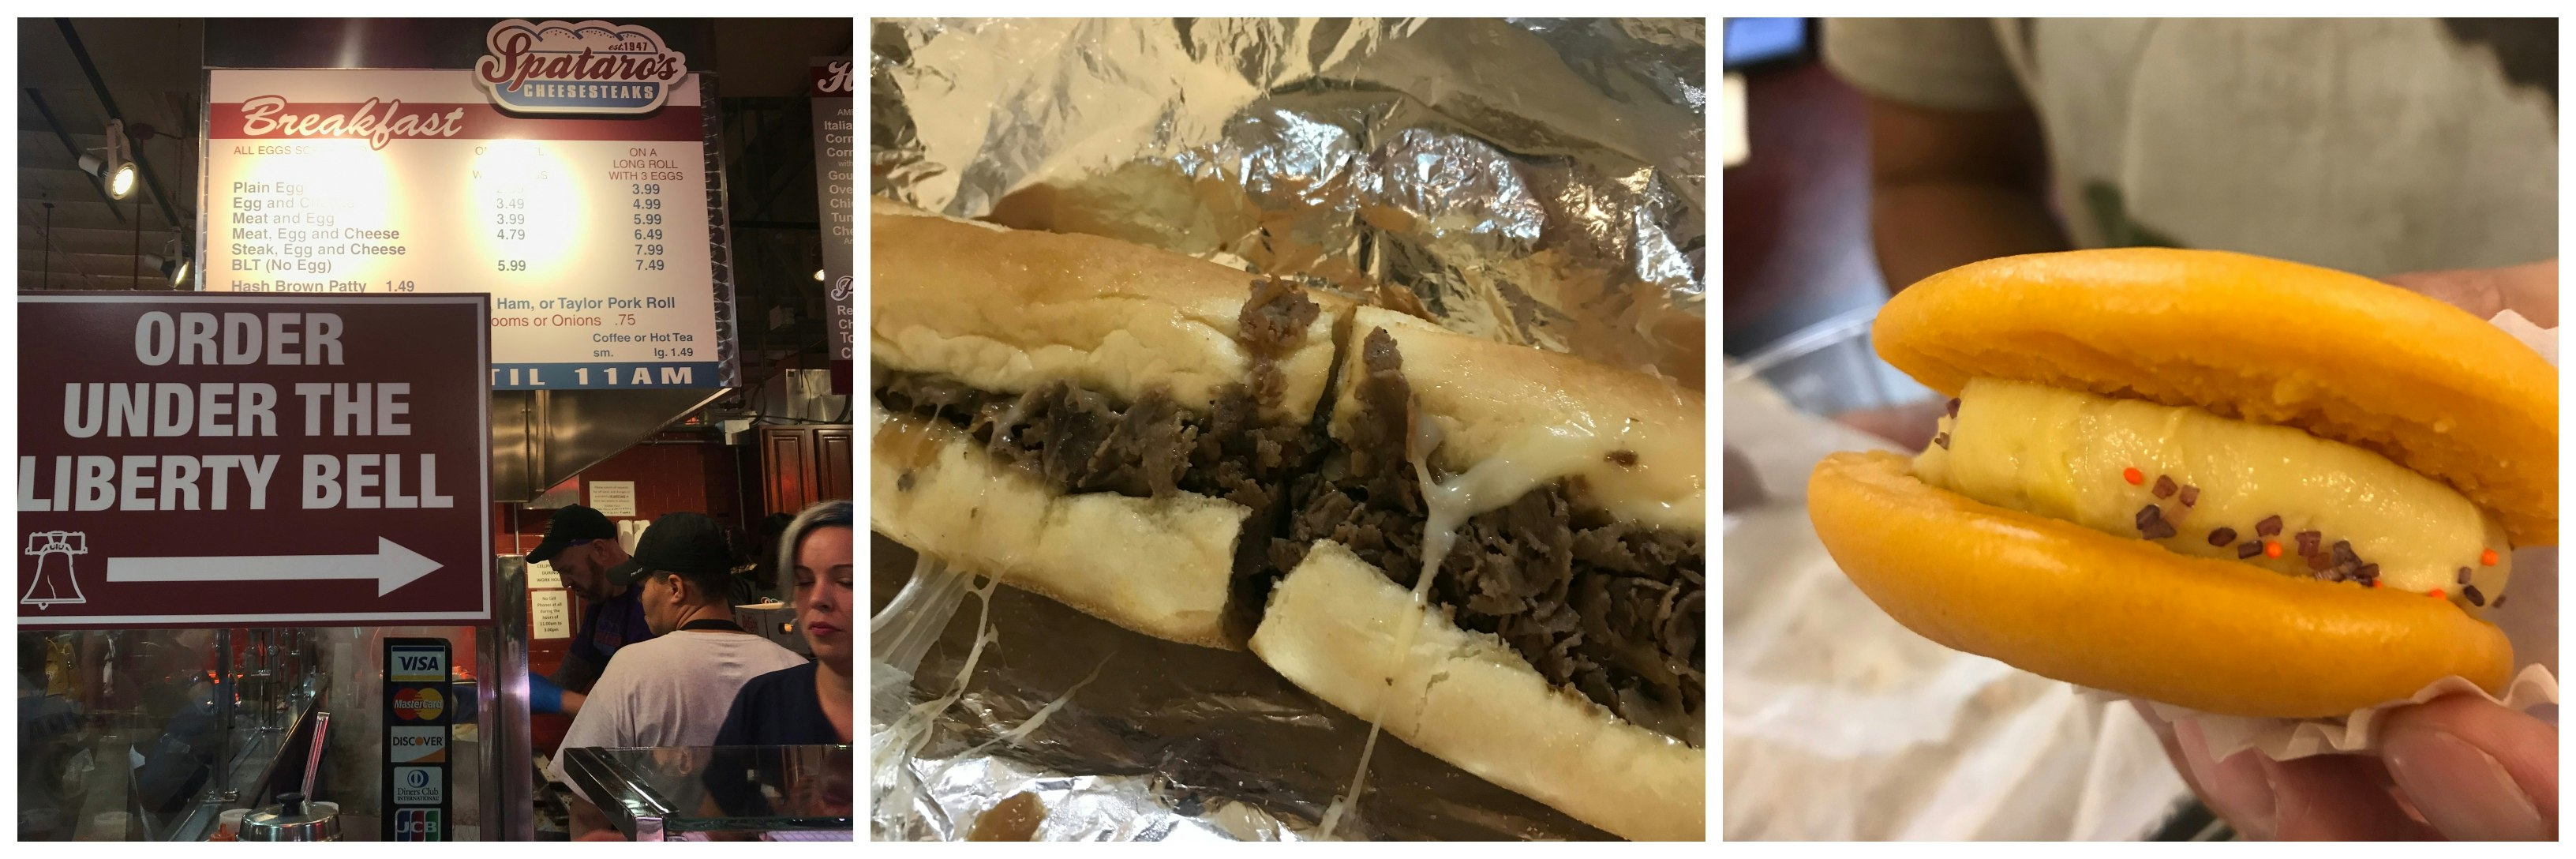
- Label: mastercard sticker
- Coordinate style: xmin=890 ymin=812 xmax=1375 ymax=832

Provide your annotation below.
xmin=393 ymin=686 xmax=445 ymax=722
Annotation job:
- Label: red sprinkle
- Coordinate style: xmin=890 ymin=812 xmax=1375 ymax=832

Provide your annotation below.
xmin=2428 ymin=588 xmax=2446 ymax=600
xmin=2262 ymin=541 xmax=2282 ymax=559
xmin=2123 ymin=467 xmax=2144 ymax=486
xmin=2481 ymin=549 xmax=2499 ymax=566
xmin=2370 ymin=579 xmax=2381 ymax=588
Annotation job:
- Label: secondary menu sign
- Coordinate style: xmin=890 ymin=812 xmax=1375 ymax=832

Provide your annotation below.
xmin=17 ymin=294 xmax=492 ymax=627
xmin=197 ymin=21 xmax=732 ymax=390
xmin=813 ymin=57 xmax=854 ymax=362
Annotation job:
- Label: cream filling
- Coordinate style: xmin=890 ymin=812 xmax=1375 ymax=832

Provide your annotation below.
xmin=1914 ymin=378 xmax=2511 ymax=613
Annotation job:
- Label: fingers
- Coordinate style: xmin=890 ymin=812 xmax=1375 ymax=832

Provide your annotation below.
xmin=2170 ymin=715 xmax=2280 ymax=839
xmin=2381 ymin=260 xmax=2559 ymax=328
xmin=2381 ymin=694 xmax=2558 ymax=841
xmin=2382 ymin=269 xmax=2506 ymax=321
xmin=2258 ymin=752 xmax=2439 ymax=840
xmin=2147 ymin=701 xmax=2438 ymax=840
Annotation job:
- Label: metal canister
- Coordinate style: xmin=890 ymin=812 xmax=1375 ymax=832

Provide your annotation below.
xmin=238 ymin=791 xmax=341 ymax=841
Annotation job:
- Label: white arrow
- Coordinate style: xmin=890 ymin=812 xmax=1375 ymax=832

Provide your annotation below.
xmin=106 ymin=538 xmax=444 ymax=597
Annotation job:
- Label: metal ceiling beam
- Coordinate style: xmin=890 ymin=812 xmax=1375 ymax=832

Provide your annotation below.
xmin=24 ymin=88 xmax=127 ymax=224
xmin=55 ymin=18 xmax=184 ymax=234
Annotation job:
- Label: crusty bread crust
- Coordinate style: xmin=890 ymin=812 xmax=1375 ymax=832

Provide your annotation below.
xmin=1249 ymin=541 xmax=1705 ymax=842
xmin=1334 ymin=306 xmax=1705 ymax=531
xmin=1873 ymin=248 xmax=2556 ymax=545
xmin=871 ymin=208 xmax=1342 ymax=424
xmin=1808 ymin=451 xmax=2514 ymax=717
xmin=873 ymin=413 xmax=1247 ymax=649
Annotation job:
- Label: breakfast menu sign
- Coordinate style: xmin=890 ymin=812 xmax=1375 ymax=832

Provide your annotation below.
xmin=197 ymin=20 xmax=733 ymax=390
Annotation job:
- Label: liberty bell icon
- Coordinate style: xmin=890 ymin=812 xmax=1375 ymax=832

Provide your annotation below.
xmin=23 ymin=531 xmax=88 ymax=610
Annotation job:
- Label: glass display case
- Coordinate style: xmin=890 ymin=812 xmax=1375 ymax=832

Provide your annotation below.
xmin=557 ymin=745 xmax=852 ymax=841
xmin=15 ymin=626 xmax=491 ymax=841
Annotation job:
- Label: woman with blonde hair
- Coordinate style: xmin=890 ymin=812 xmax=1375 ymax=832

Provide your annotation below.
xmin=713 ymin=500 xmax=855 ymax=744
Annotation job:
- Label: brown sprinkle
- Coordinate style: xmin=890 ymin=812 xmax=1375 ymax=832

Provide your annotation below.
xmin=1605 ymin=450 xmax=1639 ymax=467
xmin=2255 ymin=515 xmax=2283 ymax=537
xmin=2207 ymin=527 xmax=2237 ymax=547
xmin=2134 ymin=504 xmax=2177 ymax=540
xmin=2455 ymin=567 xmax=2473 ymax=585
xmin=2295 ymin=531 xmax=2322 ymax=557
xmin=2177 ymin=486 xmax=2200 ymax=507
xmin=2354 ymin=563 xmax=2378 ymax=581
xmin=1945 ymin=398 xmax=1961 ymax=418
xmin=1933 ymin=433 xmax=1951 ymax=449
xmin=2322 ymin=568 xmax=2346 ymax=583
xmin=2306 ymin=552 xmax=2332 ymax=572
xmin=2463 ymin=585 xmax=2486 ymax=607
xmin=2492 ymin=595 xmax=2507 ymax=608
xmin=2331 ymin=540 xmax=2359 ymax=566
xmin=2237 ymin=541 xmax=2263 ymax=559
xmin=2152 ymin=475 xmax=2177 ymax=498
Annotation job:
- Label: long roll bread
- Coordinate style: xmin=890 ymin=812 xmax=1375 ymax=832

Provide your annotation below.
xmin=871 ymin=201 xmax=1344 ymax=648
xmin=1252 ymin=307 xmax=1707 ymax=841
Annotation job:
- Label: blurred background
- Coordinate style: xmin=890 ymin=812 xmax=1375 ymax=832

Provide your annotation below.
xmin=1718 ymin=17 xmax=2556 ymax=840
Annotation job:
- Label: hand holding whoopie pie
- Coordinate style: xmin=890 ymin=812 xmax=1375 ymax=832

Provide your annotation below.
xmin=1807 ymin=248 xmax=2554 ymax=738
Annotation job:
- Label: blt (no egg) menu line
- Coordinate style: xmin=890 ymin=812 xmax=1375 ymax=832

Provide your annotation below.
xmin=200 ymin=69 xmax=730 ymax=389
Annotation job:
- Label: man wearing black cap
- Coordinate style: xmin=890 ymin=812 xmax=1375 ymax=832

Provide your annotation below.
xmin=544 ymin=512 xmax=806 ymax=838
xmin=525 ymin=505 xmax=656 ymax=718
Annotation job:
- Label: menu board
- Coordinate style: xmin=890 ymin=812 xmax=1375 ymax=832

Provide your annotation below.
xmin=812 ymin=58 xmax=855 ymax=362
xmin=200 ymin=69 xmax=730 ymax=390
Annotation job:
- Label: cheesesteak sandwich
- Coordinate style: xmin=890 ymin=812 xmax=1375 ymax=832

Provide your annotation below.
xmin=871 ymin=201 xmax=1342 ymax=648
xmin=1252 ymin=307 xmax=1706 ymax=842
xmin=871 ymin=202 xmax=1706 ymax=840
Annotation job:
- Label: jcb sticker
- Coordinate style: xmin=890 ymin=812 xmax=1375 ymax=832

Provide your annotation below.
xmin=394 ymin=808 xmax=444 ymax=842
xmin=391 ymin=726 xmax=448 ymax=763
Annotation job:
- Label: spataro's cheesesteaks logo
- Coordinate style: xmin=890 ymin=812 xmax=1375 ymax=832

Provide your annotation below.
xmin=475 ymin=19 xmax=688 ymax=115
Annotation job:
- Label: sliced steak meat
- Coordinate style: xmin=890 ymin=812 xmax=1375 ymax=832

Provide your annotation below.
xmin=1273 ymin=327 xmax=1705 ymax=747
xmin=873 ymin=276 xmax=1326 ymax=511
xmin=874 ymin=370 xmax=1315 ymax=509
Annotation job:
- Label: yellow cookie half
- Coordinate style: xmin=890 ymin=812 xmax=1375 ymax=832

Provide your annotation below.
xmin=1809 ymin=451 xmax=2514 ymax=718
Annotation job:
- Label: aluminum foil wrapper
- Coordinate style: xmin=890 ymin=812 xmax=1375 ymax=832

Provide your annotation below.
xmin=872 ymin=17 xmax=1705 ymax=384
xmin=869 ymin=17 xmax=1705 ymax=841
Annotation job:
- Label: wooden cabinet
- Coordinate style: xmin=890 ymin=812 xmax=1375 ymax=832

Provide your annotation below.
xmin=758 ymin=425 xmax=853 ymax=516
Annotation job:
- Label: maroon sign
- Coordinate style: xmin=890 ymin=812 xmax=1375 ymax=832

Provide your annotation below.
xmin=18 ymin=293 xmax=492 ymax=627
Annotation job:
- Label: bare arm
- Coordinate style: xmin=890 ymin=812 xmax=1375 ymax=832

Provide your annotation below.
xmin=1864 ymin=96 xmax=2069 ymax=291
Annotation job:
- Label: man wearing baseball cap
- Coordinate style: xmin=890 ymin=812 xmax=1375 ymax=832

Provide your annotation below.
xmin=545 ymin=512 xmax=806 ymax=839
xmin=524 ymin=505 xmax=656 ymax=718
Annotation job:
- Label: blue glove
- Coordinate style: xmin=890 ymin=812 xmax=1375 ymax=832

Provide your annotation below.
xmin=529 ymin=674 xmax=565 ymax=715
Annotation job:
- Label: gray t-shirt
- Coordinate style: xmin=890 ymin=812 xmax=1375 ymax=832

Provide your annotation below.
xmin=545 ymin=630 xmax=809 ymax=799
xmin=1823 ymin=18 xmax=2556 ymax=276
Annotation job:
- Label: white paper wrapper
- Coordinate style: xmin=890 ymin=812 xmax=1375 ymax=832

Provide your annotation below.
xmin=2489 ymin=309 xmax=2555 ymax=365
xmin=2102 ymin=666 xmax=2559 ymax=762
xmin=2091 ymin=311 xmax=2562 ymax=763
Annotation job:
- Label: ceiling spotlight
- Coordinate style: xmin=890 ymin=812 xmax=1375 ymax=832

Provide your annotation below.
xmin=140 ymin=253 xmax=188 ymax=287
xmin=79 ymin=154 xmax=137 ymax=200
xmin=80 ymin=118 xmax=137 ymax=201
